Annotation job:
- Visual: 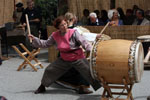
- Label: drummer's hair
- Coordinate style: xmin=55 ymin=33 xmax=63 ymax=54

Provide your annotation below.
xmin=53 ymin=16 xmax=67 ymax=29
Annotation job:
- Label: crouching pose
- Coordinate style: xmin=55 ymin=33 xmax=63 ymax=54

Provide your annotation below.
xmin=28 ymin=16 xmax=101 ymax=94
xmin=56 ymin=12 xmax=102 ymax=94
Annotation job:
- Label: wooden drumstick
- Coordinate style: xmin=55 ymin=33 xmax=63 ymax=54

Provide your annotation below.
xmin=25 ymin=14 xmax=32 ymax=43
xmin=99 ymin=22 xmax=110 ymax=35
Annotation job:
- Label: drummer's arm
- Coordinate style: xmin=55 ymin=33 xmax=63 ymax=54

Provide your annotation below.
xmin=74 ymin=30 xmax=92 ymax=52
xmin=96 ymin=34 xmax=102 ymax=39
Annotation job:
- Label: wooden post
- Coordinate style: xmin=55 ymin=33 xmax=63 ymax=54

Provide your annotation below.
xmin=110 ymin=0 xmax=116 ymax=9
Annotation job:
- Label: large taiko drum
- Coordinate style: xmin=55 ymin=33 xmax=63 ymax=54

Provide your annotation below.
xmin=90 ymin=39 xmax=144 ymax=84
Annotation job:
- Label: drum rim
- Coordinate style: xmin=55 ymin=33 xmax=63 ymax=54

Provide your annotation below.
xmin=137 ymin=35 xmax=150 ymax=39
xmin=90 ymin=40 xmax=98 ymax=80
xmin=89 ymin=36 xmax=111 ymax=80
xmin=128 ymin=40 xmax=144 ymax=83
xmin=137 ymin=35 xmax=150 ymax=41
xmin=134 ymin=42 xmax=144 ymax=82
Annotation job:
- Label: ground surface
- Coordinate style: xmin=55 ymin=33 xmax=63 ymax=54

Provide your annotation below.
xmin=0 ymin=48 xmax=150 ymax=100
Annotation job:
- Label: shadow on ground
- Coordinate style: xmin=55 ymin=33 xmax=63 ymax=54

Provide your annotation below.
xmin=77 ymin=95 xmax=101 ymax=100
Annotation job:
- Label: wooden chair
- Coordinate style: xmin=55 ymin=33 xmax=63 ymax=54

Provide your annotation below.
xmin=12 ymin=43 xmax=44 ymax=71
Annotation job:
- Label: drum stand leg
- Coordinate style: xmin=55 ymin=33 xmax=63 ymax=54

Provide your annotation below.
xmin=100 ymin=77 xmax=134 ymax=100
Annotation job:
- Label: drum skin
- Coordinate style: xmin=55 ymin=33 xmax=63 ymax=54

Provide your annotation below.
xmin=90 ymin=39 xmax=144 ymax=84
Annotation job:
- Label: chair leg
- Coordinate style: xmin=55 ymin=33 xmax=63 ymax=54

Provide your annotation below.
xmin=12 ymin=44 xmax=44 ymax=71
xmin=17 ymin=61 xmax=26 ymax=71
xmin=33 ymin=57 xmax=44 ymax=68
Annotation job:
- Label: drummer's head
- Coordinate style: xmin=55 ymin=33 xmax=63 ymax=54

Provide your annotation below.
xmin=53 ymin=16 xmax=68 ymax=32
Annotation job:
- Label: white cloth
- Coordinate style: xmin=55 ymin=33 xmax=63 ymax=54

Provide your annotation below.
xmin=73 ymin=27 xmax=97 ymax=42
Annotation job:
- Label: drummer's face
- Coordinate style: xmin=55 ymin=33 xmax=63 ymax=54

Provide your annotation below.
xmin=58 ymin=20 xmax=68 ymax=33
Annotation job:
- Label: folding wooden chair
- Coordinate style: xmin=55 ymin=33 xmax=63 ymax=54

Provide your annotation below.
xmin=12 ymin=43 xmax=44 ymax=71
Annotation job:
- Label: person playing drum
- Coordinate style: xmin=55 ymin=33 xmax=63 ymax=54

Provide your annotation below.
xmin=28 ymin=16 xmax=101 ymax=94
xmin=56 ymin=12 xmax=104 ymax=94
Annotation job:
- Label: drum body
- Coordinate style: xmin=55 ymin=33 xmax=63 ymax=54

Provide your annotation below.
xmin=90 ymin=39 xmax=144 ymax=84
xmin=137 ymin=35 xmax=150 ymax=57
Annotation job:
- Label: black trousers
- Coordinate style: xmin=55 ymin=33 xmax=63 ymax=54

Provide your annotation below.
xmin=57 ymin=52 xmax=89 ymax=86
xmin=41 ymin=58 xmax=101 ymax=91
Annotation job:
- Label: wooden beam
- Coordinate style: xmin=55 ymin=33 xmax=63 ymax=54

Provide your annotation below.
xmin=110 ymin=0 xmax=115 ymax=9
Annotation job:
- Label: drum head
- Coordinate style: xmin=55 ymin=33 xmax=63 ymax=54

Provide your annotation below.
xmin=134 ymin=42 xmax=144 ymax=82
xmin=100 ymin=34 xmax=111 ymax=40
xmin=137 ymin=35 xmax=150 ymax=42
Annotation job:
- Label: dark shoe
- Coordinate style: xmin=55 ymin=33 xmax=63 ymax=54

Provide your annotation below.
xmin=34 ymin=84 xmax=46 ymax=94
xmin=77 ymin=86 xmax=93 ymax=94
xmin=147 ymin=96 xmax=150 ymax=100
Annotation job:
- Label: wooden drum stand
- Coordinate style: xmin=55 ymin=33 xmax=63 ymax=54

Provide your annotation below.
xmin=100 ymin=77 xmax=134 ymax=100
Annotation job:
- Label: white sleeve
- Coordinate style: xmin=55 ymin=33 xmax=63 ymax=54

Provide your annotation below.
xmin=82 ymin=32 xmax=97 ymax=42
xmin=73 ymin=27 xmax=97 ymax=42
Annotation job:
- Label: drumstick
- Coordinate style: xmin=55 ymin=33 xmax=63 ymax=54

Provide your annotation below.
xmin=25 ymin=14 xmax=32 ymax=43
xmin=144 ymin=49 xmax=150 ymax=63
xmin=99 ymin=22 xmax=110 ymax=35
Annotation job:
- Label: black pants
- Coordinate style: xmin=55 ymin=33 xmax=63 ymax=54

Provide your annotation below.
xmin=41 ymin=58 xmax=101 ymax=91
xmin=57 ymin=52 xmax=89 ymax=86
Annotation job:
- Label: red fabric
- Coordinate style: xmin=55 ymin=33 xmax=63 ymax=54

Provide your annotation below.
xmin=52 ymin=29 xmax=85 ymax=61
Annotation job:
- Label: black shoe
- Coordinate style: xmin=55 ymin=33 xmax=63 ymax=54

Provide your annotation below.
xmin=77 ymin=86 xmax=93 ymax=94
xmin=34 ymin=84 xmax=46 ymax=94
xmin=147 ymin=96 xmax=150 ymax=100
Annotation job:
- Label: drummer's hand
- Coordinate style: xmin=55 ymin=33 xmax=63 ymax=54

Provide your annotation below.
xmin=149 ymin=47 xmax=150 ymax=51
xmin=86 ymin=51 xmax=90 ymax=58
xmin=28 ymin=34 xmax=35 ymax=40
xmin=96 ymin=34 xmax=101 ymax=39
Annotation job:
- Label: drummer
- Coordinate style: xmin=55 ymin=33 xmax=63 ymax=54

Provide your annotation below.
xmin=28 ymin=16 xmax=101 ymax=94
xmin=56 ymin=12 xmax=103 ymax=94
